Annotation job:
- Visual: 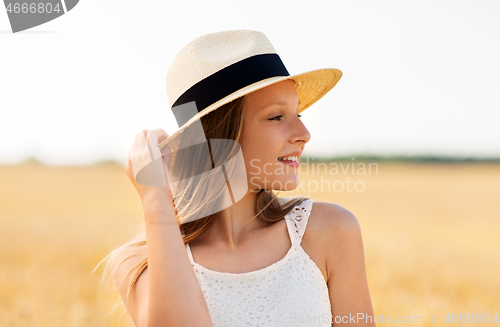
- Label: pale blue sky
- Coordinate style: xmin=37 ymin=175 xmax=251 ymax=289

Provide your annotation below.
xmin=1 ymin=0 xmax=499 ymax=166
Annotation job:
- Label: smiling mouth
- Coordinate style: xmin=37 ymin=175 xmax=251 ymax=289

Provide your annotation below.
xmin=277 ymin=156 xmax=299 ymax=163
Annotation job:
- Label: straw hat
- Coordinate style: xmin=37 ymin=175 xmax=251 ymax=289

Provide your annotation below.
xmin=159 ymin=29 xmax=342 ymax=150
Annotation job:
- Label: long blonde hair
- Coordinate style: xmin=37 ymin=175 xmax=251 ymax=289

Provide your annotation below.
xmin=94 ymin=96 xmax=308 ymax=321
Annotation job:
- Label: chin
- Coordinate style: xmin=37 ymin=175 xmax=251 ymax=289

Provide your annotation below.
xmin=273 ymin=179 xmax=299 ymax=192
xmin=282 ymin=184 xmax=299 ymax=192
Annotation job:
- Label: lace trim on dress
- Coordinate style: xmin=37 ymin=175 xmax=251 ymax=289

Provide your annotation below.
xmin=185 ymin=198 xmax=314 ymax=276
xmin=285 ymin=198 xmax=313 ymax=245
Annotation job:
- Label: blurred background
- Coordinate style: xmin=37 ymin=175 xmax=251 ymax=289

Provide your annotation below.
xmin=1 ymin=0 xmax=499 ymax=326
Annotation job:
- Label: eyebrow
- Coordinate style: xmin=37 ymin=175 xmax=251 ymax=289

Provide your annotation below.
xmin=259 ymin=99 xmax=301 ymax=111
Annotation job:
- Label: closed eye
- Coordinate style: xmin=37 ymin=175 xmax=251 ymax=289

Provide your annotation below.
xmin=269 ymin=114 xmax=302 ymax=121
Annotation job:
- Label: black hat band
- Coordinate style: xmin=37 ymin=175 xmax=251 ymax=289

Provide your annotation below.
xmin=171 ymin=53 xmax=290 ymax=127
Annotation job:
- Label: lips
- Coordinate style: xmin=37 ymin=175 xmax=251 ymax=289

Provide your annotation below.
xmin=278 ymin=155 xmax=299 ymax=162
xmin=277 ymin=150 xmax=301 ymax=162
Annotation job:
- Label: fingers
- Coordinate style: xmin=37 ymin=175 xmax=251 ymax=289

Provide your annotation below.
xmin=145 ymin=129 xmax=169 ymax=145
xmin=147 ymin=129 xmax=159 ymax=147
xmin=147 ymin=129 xmax=169 ymax=160
xmin=127 ymin=129 xmax=171 ymax=178
xmin=151 ymin=129 xmax=170 ymax=144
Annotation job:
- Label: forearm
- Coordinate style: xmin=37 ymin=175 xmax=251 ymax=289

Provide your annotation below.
xmin=143 ymin=196 xmax=212 ymax=327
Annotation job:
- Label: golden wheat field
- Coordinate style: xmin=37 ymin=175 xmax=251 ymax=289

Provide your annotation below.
xmin=0 ymin=160 xmax=499 ymax=326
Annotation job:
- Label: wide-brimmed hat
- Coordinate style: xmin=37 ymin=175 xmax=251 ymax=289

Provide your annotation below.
xmin=159 ymin=29 xmax=342 ymax=151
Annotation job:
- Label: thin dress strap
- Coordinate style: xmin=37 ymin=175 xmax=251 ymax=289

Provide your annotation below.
xmin=185 ymin=243 xmax=195 ymax=264
xmin=285 ymin=198 xmax=314 ymax=245
xmin=187 ymin=199 xmax=314 ymax=260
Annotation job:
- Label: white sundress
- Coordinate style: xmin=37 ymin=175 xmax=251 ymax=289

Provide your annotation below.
xmin=185 ymin=198 xmax=332 ymax=326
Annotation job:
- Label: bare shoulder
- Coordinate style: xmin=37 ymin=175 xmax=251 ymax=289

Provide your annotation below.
xmin=308 ymin=200 xmax=361 ymax=241
xmin=308 ymin=201 xmax=374 ymax=322
xmin=110 ymin=244 xmax=149 ymax=327
xmin=305 ymin=201 xmax=364 ymax=280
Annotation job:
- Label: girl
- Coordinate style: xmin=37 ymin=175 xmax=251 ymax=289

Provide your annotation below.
xmin=100 ymin=30 xmax=375 ymax=327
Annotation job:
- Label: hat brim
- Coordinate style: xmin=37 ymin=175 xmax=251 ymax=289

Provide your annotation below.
xmin=159 ymin=68 xmax=342 ymax=151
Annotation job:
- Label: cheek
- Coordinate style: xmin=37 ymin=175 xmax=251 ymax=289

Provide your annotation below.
xmin=242 ymin=137 xmax=278 ymax=168
xmin=241 ymin=123 xmax=271 ymax=154
xmin=240 ymin=120 xmax=282 ymax=170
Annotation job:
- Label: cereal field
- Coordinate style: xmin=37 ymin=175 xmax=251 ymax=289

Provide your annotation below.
xmin=1 ymin=161 xmax=499 ymax=326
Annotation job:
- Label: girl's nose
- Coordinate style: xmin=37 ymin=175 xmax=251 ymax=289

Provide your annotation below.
xmin=291 ymin=118 xmax=311 ymax=144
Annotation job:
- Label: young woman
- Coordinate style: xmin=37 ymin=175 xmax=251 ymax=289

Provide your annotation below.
xmin=99 ymin=30 xmax=375 ymax=327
